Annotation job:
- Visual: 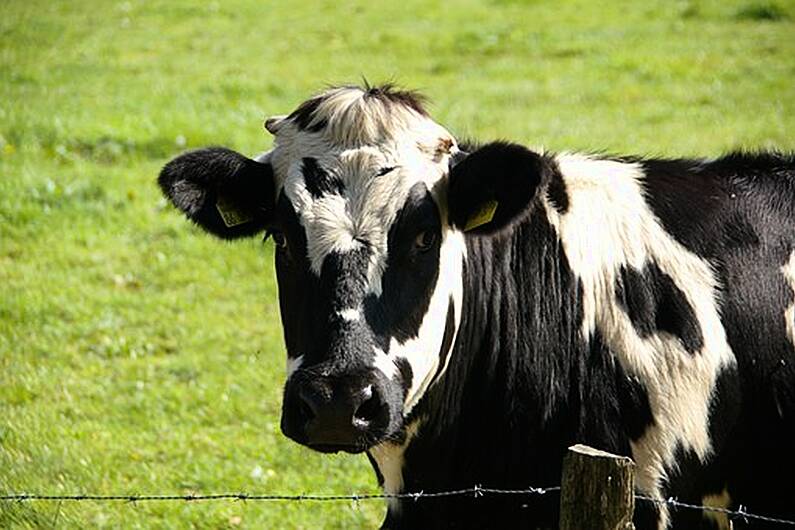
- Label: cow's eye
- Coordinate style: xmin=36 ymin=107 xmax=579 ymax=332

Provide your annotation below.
xmin=269 ymin=230 xmax=288 ymax=250
xmin=414 ymin=230 xmax=437 ymax=252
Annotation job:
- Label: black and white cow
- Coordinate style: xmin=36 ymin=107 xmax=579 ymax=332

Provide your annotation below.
xmin=158 ymin=84 xmax=795 ymax=529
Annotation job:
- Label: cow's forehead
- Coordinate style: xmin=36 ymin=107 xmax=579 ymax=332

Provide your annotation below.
xmin=267 ymin=86 xmax=458 ymax=190
xmin=265 ymin=87 xmax=458 ymax=279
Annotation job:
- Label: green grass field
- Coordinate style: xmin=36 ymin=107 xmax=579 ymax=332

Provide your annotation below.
xmin=1 ymin=0 xmax=793 ymax=527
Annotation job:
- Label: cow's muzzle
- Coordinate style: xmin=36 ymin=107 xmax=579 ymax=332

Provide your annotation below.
xmin=281 ymin=369 xmax=397 ymax=453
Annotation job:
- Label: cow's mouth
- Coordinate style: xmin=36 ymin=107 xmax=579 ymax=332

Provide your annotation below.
xmin=307 ymin=442 xmax=370 ymax=454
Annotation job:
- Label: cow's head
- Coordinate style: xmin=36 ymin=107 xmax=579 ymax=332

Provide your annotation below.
xmin=159 ymin=85 xmax=544 ymax=453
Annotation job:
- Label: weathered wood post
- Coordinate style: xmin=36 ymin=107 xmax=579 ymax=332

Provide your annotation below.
xmin=559 ymin=444 xmax=635 ymax=530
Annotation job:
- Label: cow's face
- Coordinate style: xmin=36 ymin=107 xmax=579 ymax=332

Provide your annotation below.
xmin=159 ymin=85 xmax=545 ymax=453
xmin=262 ymin=87 xmax=467 ymax=453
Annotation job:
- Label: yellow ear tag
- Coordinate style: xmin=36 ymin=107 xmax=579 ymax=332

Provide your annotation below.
xmin=216 ymin=195 xmax=254 ymax=228
xmin=463 ymin=199 xmax=498 ymax=231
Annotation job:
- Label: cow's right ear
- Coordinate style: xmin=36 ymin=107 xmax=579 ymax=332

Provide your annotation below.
xmin=158 ymin=147 xmax=275 ymax=239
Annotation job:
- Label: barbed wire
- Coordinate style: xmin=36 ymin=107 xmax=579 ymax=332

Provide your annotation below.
xmin=636 ymin=495 xmax=795 ymax=527
xmin=3 ymin=486 xmax=795 ymax=525
xmin=0 ymin=486 xmax=557 ymax=504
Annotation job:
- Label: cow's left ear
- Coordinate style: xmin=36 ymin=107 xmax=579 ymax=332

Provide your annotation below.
xmin=448 ymin=142 xmax=547 ymax=234
xmin=158 ymin=147 xmax=275 ymax=239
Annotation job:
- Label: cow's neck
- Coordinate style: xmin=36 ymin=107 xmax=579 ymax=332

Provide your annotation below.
xmin=377 ymin=203 xmax=616 ymax=528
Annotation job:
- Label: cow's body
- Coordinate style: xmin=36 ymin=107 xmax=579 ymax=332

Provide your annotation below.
xmin=378 ymin=151 xmax=795 ymax=529
xmin=159 ymin=85 xmax=795 ymax=529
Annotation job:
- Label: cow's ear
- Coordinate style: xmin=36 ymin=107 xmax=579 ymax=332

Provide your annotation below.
xmin=158 ymin=147 xmax=275 ymax=239
xmin=448 ymin=142 xmax=546 ymax=234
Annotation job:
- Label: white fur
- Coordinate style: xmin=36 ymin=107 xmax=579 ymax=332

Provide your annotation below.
xmin=338 ymin=308 xmax=361 ymax=322
xmin=286 ymin=354 xmax=304 ymax=379
xmin=373 ymin=347 xmax=399 ymax=380
xmin=545 ymin=153 xmax=736 ymax=529
xmin=368 ymin=420 xmax=421 ymax=512
xmin=782 ymin=250 xmax=795 ymax=348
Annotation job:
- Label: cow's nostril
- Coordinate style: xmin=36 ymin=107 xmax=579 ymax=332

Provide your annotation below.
xmin=354 ymin=386 xmax=383 ymax=426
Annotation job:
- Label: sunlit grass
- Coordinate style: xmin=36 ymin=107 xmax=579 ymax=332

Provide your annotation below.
xmin=1 ymin=0 xmax=793 ymax=527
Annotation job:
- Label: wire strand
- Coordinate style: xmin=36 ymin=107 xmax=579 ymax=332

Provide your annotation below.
xmin=3 ymin=487 xmax=795 ymax=525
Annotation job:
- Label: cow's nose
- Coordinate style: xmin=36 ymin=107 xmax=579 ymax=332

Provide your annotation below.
xmin=294 ymin=379 xmax=387 ymax=451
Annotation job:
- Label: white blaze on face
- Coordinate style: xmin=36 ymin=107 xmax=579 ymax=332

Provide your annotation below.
xmin=391 ymin=228 xmax=466 ymax=414
xmin=783 ymin=250 xmax=795 ymax=348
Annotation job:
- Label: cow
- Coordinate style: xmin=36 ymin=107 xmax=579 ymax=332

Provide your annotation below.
xmin=158 ymin=84 xmax=795 ymax=529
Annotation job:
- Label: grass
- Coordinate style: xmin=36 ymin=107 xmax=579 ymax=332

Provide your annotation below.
xmin=1 ymin=0 xmax=793 ymax=527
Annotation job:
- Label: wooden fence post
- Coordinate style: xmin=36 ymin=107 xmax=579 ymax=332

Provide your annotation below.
xmin=559 ymin=444 xmax=635 ymax=530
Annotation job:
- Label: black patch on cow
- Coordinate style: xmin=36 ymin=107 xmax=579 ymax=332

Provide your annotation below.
xmin=320 ymin=246 xmax=370 ymax=314
xmin=376 ymin=166 xmax=397 ymax=177
xmin=545 ymin=163 xmax=570 ymax=214
xmin=395 ymin=357 xmax=413 ymax=396
xmin=637 ymin=152 xmax=795 ymax=258
xmin=272 ymin=193 xmax=322 ymax=363
xmin=302 ymin=157 xmax=344 ymax=199
xmin=615 ymin=261 xmax=704 ymax=354
xmin=614 ymin=363 xmax=655 ymax=441
xmin=364 ymin=182 xmax=441 ymax=344
xmin=723 ymin=212 xmax=760 ymax=250
xmin=632 ymin=501 xmax=661 ymax=530
xmin=287 ymin=96 xmax=327 ymax=132
xmin=429 ymin=297 xmax=456 ymax=386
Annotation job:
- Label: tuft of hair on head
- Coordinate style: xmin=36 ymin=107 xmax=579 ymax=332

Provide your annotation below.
xmin=359 ymin=81 xmax=429 ymax=117
xmin=284 ymin=83 xmax=431 ymax=147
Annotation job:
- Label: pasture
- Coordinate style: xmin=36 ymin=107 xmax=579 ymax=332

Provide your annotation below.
xmin=1 ymin=0 xmax=793 ymax=528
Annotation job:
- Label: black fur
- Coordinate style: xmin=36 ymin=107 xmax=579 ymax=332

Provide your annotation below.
xmin=158 ymin=147 xmax=274 ymax=238
xmin=613 ymin=361 xmax=656 ymax=441
xmin=545 ymin=163 xmax=570 ymax=214
xmin=448 ymin=142 xmax=554 ymax=234
xmin=364 ymin=183 xmax=442 ymax=344
xmin=274 ymin=181 xmax=444 ymax=453
xmin=615 ymin=261 xmax=704 ymax=354
xmin=361 ymin=82 xmax=429 ymax=117
xmin=302 ymin=157 xmax=345 ymax=199
xmin=395 ymin=357 xmax=414 ymax=396
xmin=287 ymin=96 xmax=327 ymax=132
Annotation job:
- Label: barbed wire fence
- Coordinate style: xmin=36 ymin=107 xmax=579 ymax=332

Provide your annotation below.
xmin=3 ymin=486 xmax=795 ymax=526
